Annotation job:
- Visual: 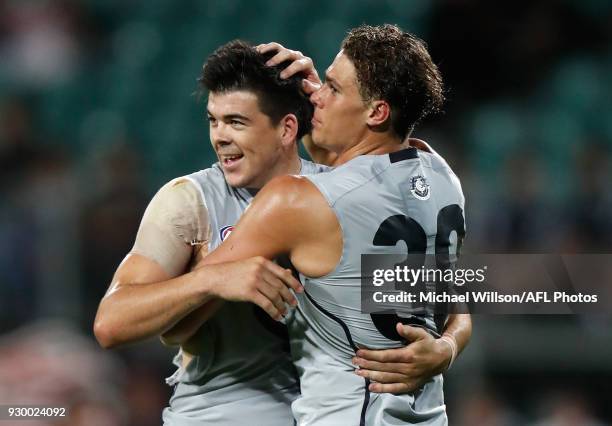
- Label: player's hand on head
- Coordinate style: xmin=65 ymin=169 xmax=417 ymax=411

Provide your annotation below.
xmin=351 ymin=324 xmax=452 ymax=394
xmin=207 ymin=256 xmax=303 ymax=321
xmin=256 ymin=42 xmax=321 ymax=95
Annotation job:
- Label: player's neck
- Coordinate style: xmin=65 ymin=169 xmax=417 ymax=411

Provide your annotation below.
xmin=249 ymin=152 xmax=302 ymax=190
xmin=284 ymin=152 xmax=303 ymax=175
xmin=333 ymin=133 xmax=403 ymax=166
xmin=271 ymin=151 xmax=302 ymax=177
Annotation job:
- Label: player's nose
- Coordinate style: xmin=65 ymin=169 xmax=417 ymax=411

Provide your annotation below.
xmin=210 ymin=124 xmax=232 ymax=147
xmin=310 ymin=88 xmax=322 ymax=107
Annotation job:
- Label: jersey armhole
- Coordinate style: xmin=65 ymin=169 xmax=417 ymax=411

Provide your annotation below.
xmin=301 ymin=176 xmax=347 ymax=283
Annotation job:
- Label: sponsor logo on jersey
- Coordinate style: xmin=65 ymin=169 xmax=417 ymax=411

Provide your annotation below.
xmin=410 ymin=175 xmax=430 ymax=200
xmin=219 ymin=225 xmax=235 ymax=241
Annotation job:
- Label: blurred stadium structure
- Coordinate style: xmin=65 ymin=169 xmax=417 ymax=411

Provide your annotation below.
xmin=0 ymin=0 xmax=611 ymax=424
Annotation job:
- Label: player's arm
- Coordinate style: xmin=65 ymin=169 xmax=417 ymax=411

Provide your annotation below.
xmin=196 ymin=174 xmax=336 ymax=287
xmin=160 ymin=300 xmax=225 ymax=347
xmin=257 ymin=42 xmax=339 ymax=166
xmin=93 ymin=179 xmax=215 ymax=348
xmin=94 ymin=180 xmax=301 ymax=348
xmin=352 ymin=314 xmax=472 ymax=393
xmin=159 ymin=254 xmax=226 ymax=347
xmin=94 ymin=254 xmax=210 ymax=348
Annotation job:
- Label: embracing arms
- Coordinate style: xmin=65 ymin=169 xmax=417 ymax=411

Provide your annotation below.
xmin=93 ymin=178 xmax=300 ymax=348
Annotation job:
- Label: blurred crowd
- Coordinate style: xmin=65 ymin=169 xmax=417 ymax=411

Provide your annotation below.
xmin=0 ymin=0 xmax=610 ymax=424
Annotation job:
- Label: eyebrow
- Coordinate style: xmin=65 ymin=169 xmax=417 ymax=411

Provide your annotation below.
xmin=206 ymin=110 xmax=251 ymax=122
xmin=325 ymin=73 xmax=341 ymax=89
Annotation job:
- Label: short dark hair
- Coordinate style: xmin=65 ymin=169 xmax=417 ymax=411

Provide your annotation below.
xmin=199 ymin=40 xmax=313 ymax=140
xmin=342 ymin=24 xmax=444 ymax=139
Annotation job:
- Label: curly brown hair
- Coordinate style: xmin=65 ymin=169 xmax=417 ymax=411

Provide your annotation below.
xmin=342 ymin=24 xmax=444 ymax=139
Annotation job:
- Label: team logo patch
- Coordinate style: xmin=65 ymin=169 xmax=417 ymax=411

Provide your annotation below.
xmin=410 ymin=175 xmax=430 ymax=200
xmin=219 ymin=225 xmax=235 ymax=241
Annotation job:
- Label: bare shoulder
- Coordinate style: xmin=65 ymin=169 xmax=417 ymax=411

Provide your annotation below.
xmin=258 ymin=176 xmax=341 ymax=277
xmin=256 ymin=174 xmax=337 ymax=242
xmin=256 ymin=174 xmax=326 ymax=211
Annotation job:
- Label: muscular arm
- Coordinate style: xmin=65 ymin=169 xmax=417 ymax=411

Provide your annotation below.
xmin=93 ymin=178 xmax=216 ymax=348
xmin=197 ymin=175 xmax=338 ymax=278
xmin=94 ymin=177 xmax=302 ymax=349
xmin=94 ymin=254 xmax=218 ymax=348
xmin=160 ymin=253 xmax=225 ymax=347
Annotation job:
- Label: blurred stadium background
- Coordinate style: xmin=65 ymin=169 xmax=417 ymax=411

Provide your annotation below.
xmin=1 ymin=0 xmax=611 ymax=424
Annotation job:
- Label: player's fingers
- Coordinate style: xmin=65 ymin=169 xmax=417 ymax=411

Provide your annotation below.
xmin=262 ymin=269 xmax=297 ymax=307
xmin=256 ymin=42 xmax=284 ymax=54
xmin=396 ymin=323 xmax=430 ymax=342
xmin=302 ymin=79 xmax=322 ymax=95
xmin=280 ymin=269 xmax=303 ymax=294
xmin=368 ymin=381 xmax=414 ymax=394
xmin=354 ymin=369 xmax=407 ymax=386
xmin=265 ymin=49 xmax=303 ymax=67
xmin=257 ymin=281 xmax=288 ymax=318
xmin=352 ymin=357 xmax=409 ymax=374
xmin=279 ymin=58 xmax=317 ymax=79
xmin=263 ymin=259 xmax=303 ymax=293
xmin=252 ymin=290 xmax=283 ymax=321
xmin=355 ymin=347 xmax=412 ymax=363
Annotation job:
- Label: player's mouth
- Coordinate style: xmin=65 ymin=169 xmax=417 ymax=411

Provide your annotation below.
xmin=312 ymin=110 xmax=325 ymax=127
xmin=221 ymin=154 xmax=244 ymax=171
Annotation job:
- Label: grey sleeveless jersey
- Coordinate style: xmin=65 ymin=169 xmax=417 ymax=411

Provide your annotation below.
xmin=289 ymin=147 xmax=465 ymax=425
xmin=163 ymin=158 xmax=329 ymax=426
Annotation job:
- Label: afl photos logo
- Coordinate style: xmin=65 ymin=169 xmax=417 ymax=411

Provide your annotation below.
xmin=219 ymin=225 xmax=235 ymax=241
xmin=410 ymin=175 xmax=430 ymax=200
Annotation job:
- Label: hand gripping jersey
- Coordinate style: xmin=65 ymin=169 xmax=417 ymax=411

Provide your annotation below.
xmin=162 ymin=159 xmax=329 ymax=426
xmin=289 ymin=147 xmax=466 ymax=426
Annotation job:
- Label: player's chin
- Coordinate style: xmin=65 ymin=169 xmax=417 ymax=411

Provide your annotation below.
xmin=224 ymin=172 xmax=247 ymax=188
xmin=223 ymin=169 xmax=254 ymax=188
xmin=310 ymin=129 xmax=325 ymax=146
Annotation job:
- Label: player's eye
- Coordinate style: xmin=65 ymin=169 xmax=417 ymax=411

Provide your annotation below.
xmin=230 ymin=119 xmax=245 ymax=128
xmin=207 ymin=116 xmax=217 ymax=125
xmin=323 ymin=79 xmax=338 ymax=94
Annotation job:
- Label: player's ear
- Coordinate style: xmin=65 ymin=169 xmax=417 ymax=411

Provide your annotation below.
xmin=279 ymin=113 xmax=299 ymax=147
xmin=366 ymin=100 xmax=391 ymax=128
